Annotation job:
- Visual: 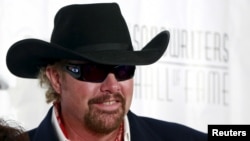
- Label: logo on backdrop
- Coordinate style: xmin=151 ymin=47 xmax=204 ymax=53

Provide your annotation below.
xmin=130 ymin=24 xmax=229 ymax=107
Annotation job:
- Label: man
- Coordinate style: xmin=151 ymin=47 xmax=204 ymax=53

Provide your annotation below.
xmin=6 ymin=3 xmax=207 ymax=141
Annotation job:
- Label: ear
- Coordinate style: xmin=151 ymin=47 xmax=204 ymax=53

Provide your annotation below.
xmin=45 ymin=66 xmax=62 ymax=94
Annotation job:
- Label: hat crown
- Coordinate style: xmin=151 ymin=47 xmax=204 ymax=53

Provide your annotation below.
xmin=6 ymin=3 xmax=169 ymax=79
xmin=50 ymin=3 xmax=133 ymax=51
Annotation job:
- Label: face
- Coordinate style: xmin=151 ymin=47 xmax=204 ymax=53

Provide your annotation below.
xmin=46 ymin=61 xmax=134 ymax=134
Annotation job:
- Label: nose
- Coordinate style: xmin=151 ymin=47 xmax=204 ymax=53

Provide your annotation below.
xmin=100 ymin=73 xmax=120 ymax=93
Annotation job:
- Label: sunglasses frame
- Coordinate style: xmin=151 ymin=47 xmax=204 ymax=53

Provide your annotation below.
xmin=63 ymin=63 xmax=136 ymax=83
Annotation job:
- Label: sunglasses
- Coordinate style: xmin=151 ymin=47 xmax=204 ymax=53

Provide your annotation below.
xmin=63 ymin=63 xmax=136 ymax=83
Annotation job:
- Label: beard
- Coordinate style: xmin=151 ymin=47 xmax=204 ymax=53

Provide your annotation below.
xmin=84 ymin=93 xmax=125 ymax=134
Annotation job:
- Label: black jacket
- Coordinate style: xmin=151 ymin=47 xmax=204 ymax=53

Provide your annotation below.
xmin=28 ymin=107 xmax=207 ymax=141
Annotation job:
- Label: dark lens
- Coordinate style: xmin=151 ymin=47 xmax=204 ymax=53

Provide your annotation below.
xmin=81 ymin=64 xmax=108 ymax=82
xmin=65 ymin=64 xmax=135 ymax=82
xmin=64 ymin=64 xmax=81 ymax=78
xmin=114 ymin=66 xmax=135 ymax=81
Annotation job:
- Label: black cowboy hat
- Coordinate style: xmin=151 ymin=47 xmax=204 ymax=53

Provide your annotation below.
xmin=6 ymin=3 xmax=170 ymax=78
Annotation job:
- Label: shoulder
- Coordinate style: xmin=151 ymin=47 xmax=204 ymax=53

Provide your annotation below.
xmin=127 ymin=111 xmax=207 ymax=141
xmin=27 ymin=107 xmax=59 ymax=141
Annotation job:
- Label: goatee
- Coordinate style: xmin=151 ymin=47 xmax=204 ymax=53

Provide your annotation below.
xmin=84 ymin=93 xmax=125 ymax=134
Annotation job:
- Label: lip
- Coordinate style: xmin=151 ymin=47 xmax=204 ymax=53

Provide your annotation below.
xmin=93 ymin=99 xmax=122 ymax=112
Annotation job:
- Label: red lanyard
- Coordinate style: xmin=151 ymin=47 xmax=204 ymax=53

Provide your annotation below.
xmin=115 ymin=122 xmax=124 ymax=141
xmin=54 ymin=102 xmax=69 ymax=139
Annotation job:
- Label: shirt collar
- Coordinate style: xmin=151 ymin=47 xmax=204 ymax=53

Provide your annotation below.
xmin=124 ymin=115 xmax=131 ymax=141
xmin=51 ymin=106 xmax=131 ymax=141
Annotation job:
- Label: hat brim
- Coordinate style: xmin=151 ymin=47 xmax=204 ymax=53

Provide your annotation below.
xmin=6 ymin=31 xmax=170 ymax=78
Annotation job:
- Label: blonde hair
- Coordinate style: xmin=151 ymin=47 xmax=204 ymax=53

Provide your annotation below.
xmin=38 ymin=61 xmax=65 ymax=103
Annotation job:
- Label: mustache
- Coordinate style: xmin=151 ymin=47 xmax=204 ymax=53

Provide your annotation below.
xmin=88 ymin=93 xmax=125 ymax=105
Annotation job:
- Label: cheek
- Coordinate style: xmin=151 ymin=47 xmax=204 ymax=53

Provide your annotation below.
xmin=121 ymin=79 xmax=134 ymax=111
xmin=60 ymin=76 xmax=95 ymax=112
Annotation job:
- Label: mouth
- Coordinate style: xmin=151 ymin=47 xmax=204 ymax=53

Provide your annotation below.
xmin=94 ymin=99 xmax=121 ymax=112
xmin=103 ymin=100 xmax=118 ymax=105
xmin=89 ymin=94 xmax=124 ymax=112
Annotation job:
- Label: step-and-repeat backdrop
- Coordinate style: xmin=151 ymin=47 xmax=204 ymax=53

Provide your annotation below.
xmin=1 ymin=0 xmax=250 ymax=133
